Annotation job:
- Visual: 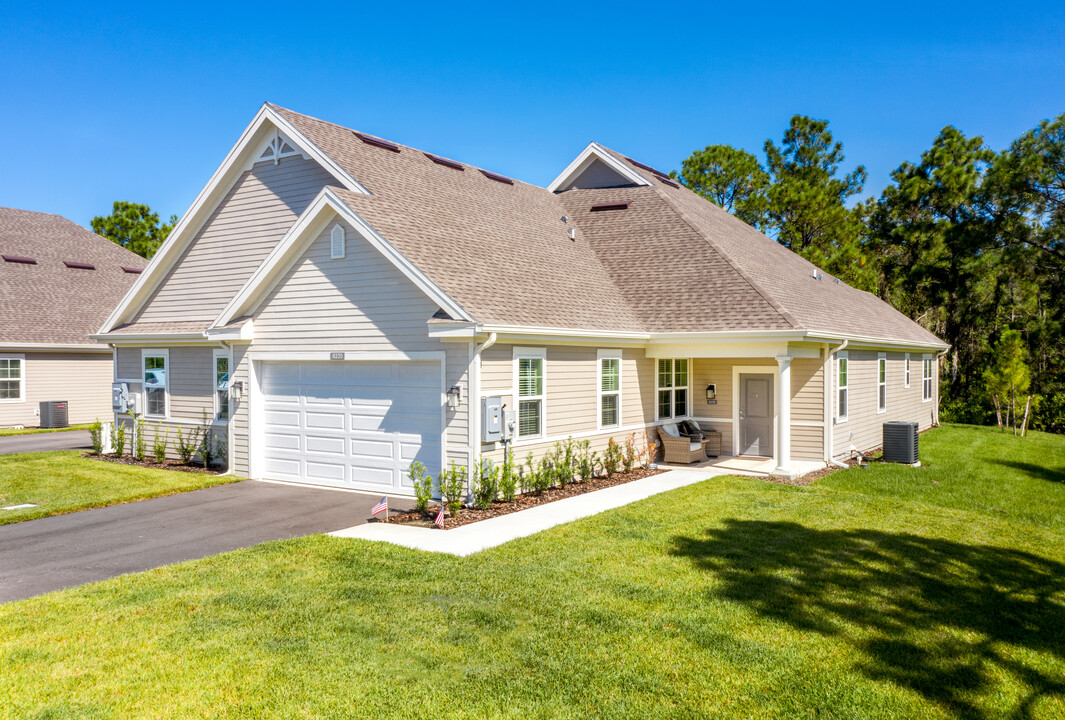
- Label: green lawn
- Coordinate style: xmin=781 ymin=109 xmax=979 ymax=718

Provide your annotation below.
xmin=0 ymin=451 xmax=238 ymax=524
xmin=1 ymin=426 xmax=1063 ymax=718
xmin=0 ymin=423 xmax=93 ymax=436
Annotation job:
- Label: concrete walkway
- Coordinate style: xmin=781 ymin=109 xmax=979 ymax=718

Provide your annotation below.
xmin=0 ymin=480 xmax=412 ymax=603
xmin=331 ymin=468 xmax=723 ymax=556
xmin=0 ymin=430 xmax=92 ymax=455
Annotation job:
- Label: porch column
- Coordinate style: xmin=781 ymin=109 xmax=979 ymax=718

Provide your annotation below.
xmin=775 ymin=354 xmax=792 ymax=477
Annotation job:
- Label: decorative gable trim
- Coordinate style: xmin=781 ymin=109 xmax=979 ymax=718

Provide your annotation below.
xmin=211 ymin=187 xmax=473 ymax=328
xmin=97 ymin=103 xmax=371 ymax=335
xmin=547 ymin=142 xmax=652 ymax=193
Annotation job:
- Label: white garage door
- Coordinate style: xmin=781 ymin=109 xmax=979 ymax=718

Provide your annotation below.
xmin=261 ymin=360 xmax=442 ymax=494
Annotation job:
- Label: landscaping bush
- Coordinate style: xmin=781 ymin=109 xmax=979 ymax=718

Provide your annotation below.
xmin=499 ymin=452 xmax=518 ymax=503
xmin=409 ymin=461 xmax=432 ymax=514
xmin=152 ymin=424 xmax=168 ymax=464
xmin=212 ymin=432 xmax=227 ymax=470
xmin=132 ymin=414 xmax=146 ymax=461
xmin=88 ymin=418 xmax=104 ymax=456
xmin=174 ymin=425 xmax=200 ymax=465
xmin=110 ymin=421 xmax=126 ymax=457
xmin=623 ymin=434 xmax=637 ymax=473
xmin=604 ymin=438 xmax=622 ymax=476
xmin=472 ymin=457 xmax=499 ymax=509
xmin=439 ymin=461 xmax=467 ymax=517
xmin=198 ymin=428 xmax=217 ymax=468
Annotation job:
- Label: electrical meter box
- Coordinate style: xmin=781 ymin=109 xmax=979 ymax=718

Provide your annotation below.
xmin=482 ymin=396 xmax=503 ymax=442
xmin=112 ymin=382 xmax=130 ymax=414
xmin=503 ymin=410 xmax=517 ymax=441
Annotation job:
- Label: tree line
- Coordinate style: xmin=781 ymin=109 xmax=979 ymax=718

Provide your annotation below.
xmin=674 ymin=114 xmax=1064 ymax=432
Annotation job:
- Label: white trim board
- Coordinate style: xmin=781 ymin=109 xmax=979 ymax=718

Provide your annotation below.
xmin=98 ymin=103 xmax=370 ymax=335
xmin=547 ymin=142 xmax=652 ymax=193
xmin=212 ymin=188 xmax=472 ymax=328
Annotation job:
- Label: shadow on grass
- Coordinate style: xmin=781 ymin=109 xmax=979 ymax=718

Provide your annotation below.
xmin=671 ymin=520 xmax=1065 ymax=719
xmin=990 ymin=459 xmax=1065 ymax=485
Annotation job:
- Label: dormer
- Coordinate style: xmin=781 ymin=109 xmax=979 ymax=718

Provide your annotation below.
xmin=547 ymin=142 xmax=653 ymax=193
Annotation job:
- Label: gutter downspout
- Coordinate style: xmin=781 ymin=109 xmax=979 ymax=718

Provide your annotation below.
xmin=934 ymin=348 xmax=950 ymax=427
xmin=826 ymin=339 xmax=849 ymax=468
xmin=468 ymin=332 xmax=497 ymax=487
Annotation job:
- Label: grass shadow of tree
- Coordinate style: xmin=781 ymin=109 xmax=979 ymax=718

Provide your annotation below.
xmin=990 ymin=459 xmax=1065 ymax=485
xmin=671 ymin=520 xmax=1065 ymax=719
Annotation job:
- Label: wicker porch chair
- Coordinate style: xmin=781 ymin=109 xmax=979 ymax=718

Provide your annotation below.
xmin=694 ymin=423 xmax=722 ymax=457
xmin=658 ymin=424 xmax=708 ymax=464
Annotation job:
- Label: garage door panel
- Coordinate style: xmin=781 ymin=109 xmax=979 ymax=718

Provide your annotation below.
xmin=261 ymin=360 xmax=442 ymax=495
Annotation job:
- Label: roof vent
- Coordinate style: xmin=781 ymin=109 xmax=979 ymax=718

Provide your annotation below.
xmin=122 ymin=266 xmax=143 ymax=274
xmin=560 ymin=215 xmax=569 ymax=224
xmin=812 ymin=268 xmax=823 ymax=280
xmin=480 ymin=169 xmax=514 ymax=185
xmin=354 ymin=131 xmax=400 ymax=152
xmin=2 ymin=255 xmax=37 ymax=264
xmin=424 ymin=152 xmax=463 ymax=170
xmin=834 ymin=277 xmax=841 ymax=284
xmin=590 ymin=202 xmax=630 ymax=212
xmin=625 ymin=156 xmax=668 ymax=177
xmin=64 ymin=261 xmax=96 ymax=270
xmin=655 ymin=174 xmax=679 ymax=188
xmin=568 ymin=228 xmax=576 ymax=240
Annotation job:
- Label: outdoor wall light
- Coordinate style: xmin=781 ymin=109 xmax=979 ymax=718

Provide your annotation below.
xmin=705 ymin=384 xmax=717 ymax=403
xmin=447 ymin=385 xmax=463 ymax=409
xmin=231 ymin=381 xmax=244 ymax=401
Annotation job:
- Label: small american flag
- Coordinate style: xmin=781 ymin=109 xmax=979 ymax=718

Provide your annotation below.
xmin=434 ymin=506 xmax=446 ymax=528
xmin=371 ymin=497 xmax=388 ymax=517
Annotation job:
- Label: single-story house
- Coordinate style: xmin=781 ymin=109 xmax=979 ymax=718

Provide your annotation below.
xmin=0 ymin=206 xmax=145 ymax=427
xmin=94 ymin=103 xmax=947 ymax=491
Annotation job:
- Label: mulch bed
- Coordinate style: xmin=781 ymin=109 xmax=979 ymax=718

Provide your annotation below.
xmin=381 ymin=467 xmax=665 ymax=529
xmin=764 ymin=446 xmax=889 ymax=487
xmin=84 ymin=453 xmax=223 ymax=475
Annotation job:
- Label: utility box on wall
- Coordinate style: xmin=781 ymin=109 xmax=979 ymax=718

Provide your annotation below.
xmin=112 ymin=382 xmax=130 ymax=414
xmin=482 ymin=396 xmax=503 ymax=442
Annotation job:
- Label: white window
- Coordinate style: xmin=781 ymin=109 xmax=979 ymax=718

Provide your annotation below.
xmin=922 ymin=355 xmax=934 ymax=402
xmin=836 ymin=351 xmax=848 ymax=422
xmin=598 ymin=350 xmax=621 ymax=429
xmin=656 ymin=358 xmax=689 ymax=419
xmin=213 ymin=350 xmax=230 ymax=422
xmin=515 ymin=348 xmax=545 ymax=438
xmin=330 ymin=224 xmax=346 ymax=260
xmin=877 ymin=353 xmax=887 ymax=414
xmin=0 ymin=355 xmax=24 ymax=402
xmin=142 ymin=350 xmax=168 ymax=418
xmin=904 ymin=353 xmax=911 ymax=388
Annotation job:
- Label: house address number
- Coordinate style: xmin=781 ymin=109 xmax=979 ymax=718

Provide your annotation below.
xmin=329 ymin=352 xmax=345 ymax=360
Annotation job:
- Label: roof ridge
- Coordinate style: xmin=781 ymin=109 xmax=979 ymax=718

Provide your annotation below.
xmin=650 ymin=184 xmax=801 ymax=330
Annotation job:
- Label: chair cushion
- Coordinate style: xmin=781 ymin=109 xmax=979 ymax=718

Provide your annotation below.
xmin=690 ymin=441 xmax=702 ymax=451
xmin=661 ymin=423 xmax=680 ymax=437
xmin=680 ymin=420 xmax=702 ymax=436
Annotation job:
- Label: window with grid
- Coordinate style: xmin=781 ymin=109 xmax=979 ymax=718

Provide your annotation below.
xmin=600 ymin=356 xmax=620 ymax=428
xmin=877 ymin=354 xmax=887 ymax=413
xmin=656 ymin=358 xmax=688 ymax=419
xmin=837 ymin=353 xmax=849 ymax=421
xmin=144 ymin=355 xmax=167 ymax=417
xmin=0 ymin=357 xmax=22 ymax=400
xmin=517 ymin=356 xmax=543 ymax=437
xmin=923 ymin=356 xmax=934 ymax=401
xmin=214 ymin=352 xmax=230 ymax=421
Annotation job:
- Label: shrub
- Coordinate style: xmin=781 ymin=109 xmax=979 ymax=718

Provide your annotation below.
xmin=623 ymin=434 xmax=637 ymax=473
xmin=110 ymin=421 xmax=126 ymax=457
xmin=472 ymin=457 xmax=499 ymax=509
xmin=409 ymin=461 xmax=432 ymax=515
xmin=499 ymin=452 xmax=518 ymax=503
xmin=576 ymin=439 xmax=593 ymax=482
xmin=643 ymin=440 xmax=658 ymax=468
xmin=198 ymin=428 xmax=216 ymax=468
xmin=152 ymin=424 xmax=169 ymax=464
xmin=88 ymin=419 xmax=104 ymax=456
xmin=175 ymin=425 xmax=200 ymax=465
xmin=132 ymin=413 xmax=146 ymax=460
xmin=604 ymin=438 xmax=622 ymax=476
xmin=439 ymin=461 xmax=467 ymax=517
xmin=212 ymin=432 xmax=228 ymax=470
xmin=528 ymin=456 xmax=553 ymax=495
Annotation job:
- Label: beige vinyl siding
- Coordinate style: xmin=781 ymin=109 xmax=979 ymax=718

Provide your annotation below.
xmin=132 ymin=156 xmax=335 ymax=325
xmin=832 ymin=350 xmax=937 ymax=457
xmin=250 ymin=216 xmax=468 ymax=470
xmin=230 ymin=344 xmax=250 ymax=475
xmin=791 ymin=358 xmax=824 ymax=461
xmin=0 ymin=352 xmax=113 ymax=427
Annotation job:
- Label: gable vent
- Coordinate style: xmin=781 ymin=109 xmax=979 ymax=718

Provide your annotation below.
xmin=64 ymin=261 xmax=96 ymax=270
xmin=480 ymin=169 xmax=514 ymax=185
xmin=122 ymin=266 xmax=143 ymax=274
xmin=354 ymin=131 xmax=400 ymax=152
xmin=590 ymin=202 xmax=630 ymax=212
xmin=2 ymin=255 xmax=37 ymax=264
xmin=655 ymin=174 xmax=679 ymax=188
xmin=330 ymin=224 xmax=346 ymax=259
xmin=625 ymin=156 xmax=669 ymax=177
xmin=424 ymin=152 xmax=464 ymax=170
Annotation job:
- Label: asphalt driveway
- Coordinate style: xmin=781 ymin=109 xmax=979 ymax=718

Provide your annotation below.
xmin=0 ymin=430 xmax=92 ymax=455
xmin=0 ymin=480 xmax=413 ymax=603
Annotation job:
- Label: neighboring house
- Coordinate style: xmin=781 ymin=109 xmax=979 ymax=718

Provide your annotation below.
xmin=0 ymin=207 xmax=145 ymax=427
xmin=95 ymin=104 xmax=947 ymax=493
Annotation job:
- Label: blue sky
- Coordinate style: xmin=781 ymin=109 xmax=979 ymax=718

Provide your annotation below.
xmin=2 ymin=1 xmax=1063 ymax=227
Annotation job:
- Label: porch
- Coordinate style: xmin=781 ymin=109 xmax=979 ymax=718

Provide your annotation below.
xmin=657 ymin=454 xmax=826 ymax=478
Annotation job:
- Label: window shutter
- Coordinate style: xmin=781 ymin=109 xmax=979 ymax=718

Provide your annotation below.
xmin=330 ymin=224 xmax=345 ymax=259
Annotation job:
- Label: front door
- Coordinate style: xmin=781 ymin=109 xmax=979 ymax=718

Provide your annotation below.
xmin=739 ymin=374 xmax=773 ymax=457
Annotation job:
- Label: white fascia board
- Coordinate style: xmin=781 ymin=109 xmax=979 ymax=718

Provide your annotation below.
xmin=801 ymin=331 xmax=950 ymax=352
xmin=98 ymin=104 xmax=370 ymax=335
xmin=425 ymin=321 xmax=480 ymax=339
xmin=479 ymin=324 xmax=651 ymax=342
xmin=546 ymin=142 xmax=652 ymax=193
xmin=0 ymin=343 xmax=111 ymax=353
xmin=212 ymin=188 xmax=473 ymax=328
xmin=205 ymin=320 xmax=254 ymax=342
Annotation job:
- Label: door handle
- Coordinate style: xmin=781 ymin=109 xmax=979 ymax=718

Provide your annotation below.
xmin=739 ymin=411 xmax=745 ymax=420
